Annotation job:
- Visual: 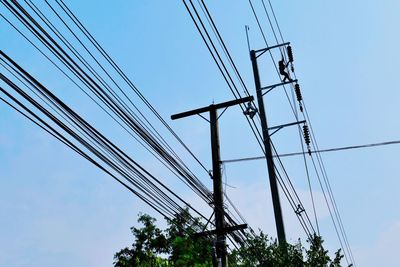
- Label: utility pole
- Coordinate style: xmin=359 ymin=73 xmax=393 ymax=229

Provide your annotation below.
xmin=250 ymin=48 xmax=287 ymax=245
xmin=171 ymin=96 xmax=251 ymax=267
xmin=209 ymin=106 xmax=225 ymax=267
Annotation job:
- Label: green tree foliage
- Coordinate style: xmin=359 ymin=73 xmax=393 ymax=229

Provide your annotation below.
xmin=229 ymin=231 xmax=303 ymax=266
xmin=113 ymin=210 xmax=213 ymax=267
xmin=113 ymin=214 xmax=169 ymax=267
xmin=230 ymin=232 xmax=352 ymax=267
xmin=114 ymin=212 xmax=351 ymax=267
xmin=166 ymin=211 xmax=213 ymax=266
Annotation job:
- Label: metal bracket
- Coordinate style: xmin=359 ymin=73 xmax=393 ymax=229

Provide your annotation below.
xmin=194 ymin=224 xmax=248 ymax=238
xmin=269 ymin=120 xmax=306 ymax=137
xmin=255 ymin=42 xmax=290 ymax=58
xmin=200 ymin=211 xmax=215 ymax=233
xmin=260 ymin=79 xmax=298 ymax=96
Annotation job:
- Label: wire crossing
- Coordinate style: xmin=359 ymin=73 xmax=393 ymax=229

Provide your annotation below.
xmin=222 ymin=140 xmax=400 ymax=163
xmin=1 ymin=0 xmax=253 ymax=249
xmin=0 ymin=1 xmax=359 ymax=264
xmin=247 ymin=0 xmax=356 ymax=265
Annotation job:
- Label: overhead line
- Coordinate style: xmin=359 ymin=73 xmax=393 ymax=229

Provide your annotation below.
xmin=222 ymin=140 xmax=400 ymax=163
xmin=0 ymin=67 xmax=211 ymax=227
xmin=0 ymin=13 xmax=200 ymax=191
xmin=39 ymin=0 xmax=187 ymax=168
xmin=0 ymin=92 xmax=214 ymax=240
xmin=2 ymin=0 xmax=257 ymax=247
xmin=183 ymin=0 xmax=265 ymax=153
xmin=2 ymin=0 xmax=213 ymax=204
xmin=254 ymin=0 xmax=356 ymax=262
xmin=54 ymin=0 xmax=212 ymax=177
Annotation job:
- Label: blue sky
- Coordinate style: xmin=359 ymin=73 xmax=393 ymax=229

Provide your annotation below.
xmin=1 ymin=1 xmax=400 ymax=266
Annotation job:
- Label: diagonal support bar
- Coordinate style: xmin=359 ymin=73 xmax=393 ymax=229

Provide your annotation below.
xmin=269 ymin=120 xmax=306 ymax=131
xmin=260 ymin=80 xmax=298 ymax=95
xmin=255 ymin=42 xmax=290 ymax=57
xmin=194 ymin=224 xmax=248 ymax=238
xmin=269 ymin=120 xmax=306 ymax=137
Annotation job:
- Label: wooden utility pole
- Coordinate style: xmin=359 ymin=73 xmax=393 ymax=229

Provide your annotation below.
xmin=171 ymin=96 xmax=252 ymax=267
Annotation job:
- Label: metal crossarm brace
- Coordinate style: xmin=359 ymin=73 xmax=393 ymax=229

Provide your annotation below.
xmin=261 ymin=80 xmax=298 ymax=96
xmin=255 ymin=42 xmax=290 ymax=58
xmin=194 ymin=224 xmax=248 ymax=238
xmin=269 ymin=120 xmax=307 ymax=137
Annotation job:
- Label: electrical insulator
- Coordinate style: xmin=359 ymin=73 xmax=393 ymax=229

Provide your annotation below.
xmin=303 ymin=125 xmax=312 ymax=155
xmin=295 ymin=83 xmax=302 ymax=102
xmin=303 ymin=125 xmax=311 ymax=146
xmin=287 ymin=45 xmax=294 ymax=63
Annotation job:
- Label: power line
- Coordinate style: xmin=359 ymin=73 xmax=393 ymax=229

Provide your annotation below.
xmin=0 ymin=92 xmax=214 ymax=241
xmin=222 ymin=139 xmax=400 ymax=163
xmin=182 ymin=0 xmax=265 ymax=153
xmin=53 ymin=0 xmax=211 ymax=177
xmin=245 ymin=1 xmax=357 ymax=263
xmin=0 ymin=60 xmax=221 ymax=236
xmin=1 ymin=0 xmax=251 ymax=248
xmin=181 ymin=0 xmax=267 ymax=237
xmin=1 ymin=0 xmax=214 ymax=220
xmin=1 ymin=0 xmax=213 ymax=205
xmin=247 ymin=2 xmax=323 ymax=242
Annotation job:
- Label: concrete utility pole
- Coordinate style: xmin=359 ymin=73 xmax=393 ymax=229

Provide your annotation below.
xmin=250 ymin=49 xmax=287 ymax=245
xmin=209 ymin=106 xmax=225 ymax=266
xmin=171 ymin=96 xmax=252 ymax=267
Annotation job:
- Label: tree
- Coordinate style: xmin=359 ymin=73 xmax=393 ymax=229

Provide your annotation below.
xmin=230 ymin=232 xmax=351 ymax=267
xmin=113 ymin=213 xmax=169 ymax=267
xmin=114 ymin=212 xmax=351 ymax=267
xmin=165 ymin=211 xmax=213 ymax=266
xmin=229 ymin=231 xmax=303 ymax=266
xmin=113 ymin=210 xmax=213 ymax=267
